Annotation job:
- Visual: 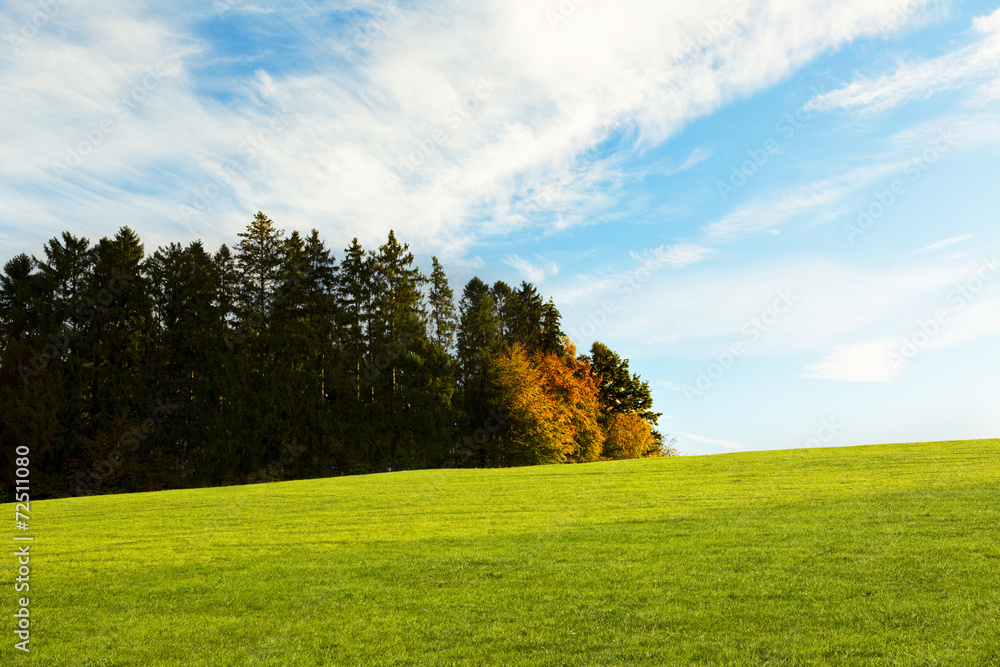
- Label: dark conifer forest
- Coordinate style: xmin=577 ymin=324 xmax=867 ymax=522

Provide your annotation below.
xmin=1 ymin=213 xmax=670 ymax=499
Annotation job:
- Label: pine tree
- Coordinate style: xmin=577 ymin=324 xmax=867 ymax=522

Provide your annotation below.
xmin=0 ymin=254 xmax=62 ymax=496
xmin=232 ymin=213 xmax=287 ymax=477
xmin=270 ymin=229 xmax=339 ymax=478
xmin=85 ymin=227 xmax=150 ymax=437
xmin=235 ymin=211 xmax=285 ymax=320
xmin=373 ymin=230 xmax=426 ymax=370
xmin=457 ymin=277 xmax=502 ymax=385
xmin=337 ymin=238 xmax=371 ymax=396
xmin=211 ymin=244 xmax=242 ymax=482
xmin=427 ymin=257 xmax=457 ymax=352
xmin=302 ymin=229 xmax=339 ymax=408
xmin=335 ymin=238 xmax=377 ymax=469
xmin=370 ymin=230 xmax=429 ymax=467
xmin=71 ymin=227 xmax=152 ymax=492
xmin=539 ymin=298 xmax=564 ymax=354
xmin=36 ymin=232 xmax=93 ymax=336
xmin=491 ymin=280 xmax=514 ymax=342
xmin=1 ymin=254 xmax=50 ymax=390
xmin=509 ymin=282 xmax=543 ymax=350
xmin=145 ymin=241 xmax=221 ymax=485
xmin=456 ymin=277 xmax=503 ymax=464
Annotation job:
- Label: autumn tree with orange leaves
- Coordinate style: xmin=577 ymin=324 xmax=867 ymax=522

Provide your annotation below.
xmin=492 ymin=338 xmax=673 ymax=464
xmin=493 ymin=339 xmax=604 ymax=465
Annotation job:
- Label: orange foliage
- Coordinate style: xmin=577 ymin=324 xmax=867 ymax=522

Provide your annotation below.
xmin=494 ymin=338 xmax=603 ymax=465
xmin=602 ymin=412 xmax=656 ymax=460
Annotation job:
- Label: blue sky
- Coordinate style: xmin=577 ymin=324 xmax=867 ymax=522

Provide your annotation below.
xmin=2 ymin=0 xmax=999 ymax=454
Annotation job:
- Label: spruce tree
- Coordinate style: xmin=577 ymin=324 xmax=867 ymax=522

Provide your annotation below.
xmin=491 ymin=280 xmax=514 ymax=342
xmin=370 ymin=230 xmax=428 ymax=467
xmin=336 ymin=238 xmax=377 ymax=469
xmin=145 ymin=241 xmax=220 ymax=485
xmin=539 ymin=298 xmax=564 ymax=354
xmin=235 ymin=211 xmax=285 ymax=320
xmin=427 ymin=257 xmax=457 ymax=352
xmin=511 ymin=282 xmax=544 ymax=350
xmin=233 ymin=213 xmax=287 ymax=477
xmin=0 ymin=254 xmax=62 ymax=496
xmin=456 ymin=277 xmax=503 ymax=464
xmin=85 ymin=227 xmax=150 ymax=439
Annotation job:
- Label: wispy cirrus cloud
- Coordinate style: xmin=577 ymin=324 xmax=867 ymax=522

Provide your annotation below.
xmin=503 ymin=254 xmax=558 ymax=284
xmin=802 ymin=340 xmax=901 ymax=383
xmin=641 ymin=242 xmax=715 ymax=269
xmin=681 ymin=432 xmax=743 ymax=450
xmin=657 ymin=146 xmax=713 ymax=178
xmin=805 ymin=7 xmax=1000 ymax=114
xmin=916 ymin=234 xmax=973 ymax=253
xmin=0 ymin=0 xmax=947 ymax=260
xmin=701 ymin=161 xmax=905 ymax=241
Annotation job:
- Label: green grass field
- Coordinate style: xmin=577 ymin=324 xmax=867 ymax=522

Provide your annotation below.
xmin=4 ymin=439 xmax=1000 ymax=666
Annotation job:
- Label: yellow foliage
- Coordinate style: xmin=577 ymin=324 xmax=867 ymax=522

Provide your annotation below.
xmin=494 ymin=342 xmax=604 ymax=465
xmin=602 ymin=412 xmax=656 ymax=460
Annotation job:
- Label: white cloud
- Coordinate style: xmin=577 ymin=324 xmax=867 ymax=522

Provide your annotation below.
xmin=0 ymin=0 xmax=947 ymax=259
xmin=916 ymin=234 xmax=973 ymax=253
xmin=800 ymin=255 xmax=1000 ymax=382
xmin=697 ymin=112 xmax=988 ymax=248
xmin=572 ymin=250 xmax=1000 ymax=360
xmin=502 ymin=254 xmax=558 ymax=283
xmin=932 ymin=295 xmax=1000 ymax=349
xmin=214 ymin=3 xmax=275 ymax=16
xmin=701 ymin=161 xmax=905 ymax=240
xmin=550 ymin=241 xmax=714 ymax=316
xmin=802 ymin=340 xmax=902 ymax=383
xmin=640 ymin=243 xmax=715 ymax=270
xmin=681 ymin=432 xmax=743 ymax=450
xmin=806 ymin=7 xmax=1000 ymax=114
xmin=656 ymin=146 xmax=713 ymax=177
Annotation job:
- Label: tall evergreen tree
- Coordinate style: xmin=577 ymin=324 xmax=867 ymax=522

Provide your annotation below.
xmin=83 ymin=227 xmax=150 ymax=439
xmin=1 ymin=254 xmax=48 ymax=384
xmin=213 ymin=244 xmax=238 ymax=340
xmin=301 ymin=229 xmax=340 ymax=407
xmin=145 ymin=241 xmax=221 ymax=485
xmin=456 ymin=277 xmax=503 ymax=464
xmin=368 ymin=230 xmax=429 ymax=467
xmin=457 ymin=278 xmax=502 ymax=385
xmin=373 ymin=231 xmax=426 ymax=392
xmin=539 ymin=298 xmax=564 ymax=354
xmin=427 ymin=257 xmax=457 ymax=352
xmin=236 ymin=211 xmax=285 ymax=319
xmin=337 ymin=238 xmax=374 ymax=403
xmin=33 ymin=233 xmax=93 ymax=477
xmin=58 ymin=227 xmax=153 ymax=494
xmin=335 ymin=238 xmax=379 ymax=470
xmin=0 ymin=254 xmax=62 ymax=496
xmin=270 ymin=229 xmax=339 ymax=478
xmin=211 ymin=244 xmax=243 ymax=482
xmin=36 ymin=232 xmax=93 ymax=336
xmin=232 ymin=213 xmax=287 ymax=477
xmin=491 ymin=280 xmax=514 ymax=342
xmin=509 ymin=282 xmax=543 ymax=350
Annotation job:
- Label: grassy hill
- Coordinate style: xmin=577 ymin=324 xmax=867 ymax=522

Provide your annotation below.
xmin=4 ymin=439 xmax=999 ymax=666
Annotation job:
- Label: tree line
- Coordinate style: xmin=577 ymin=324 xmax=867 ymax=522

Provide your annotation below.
xmin=0 ymin=213 xmax=671 ymax=499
